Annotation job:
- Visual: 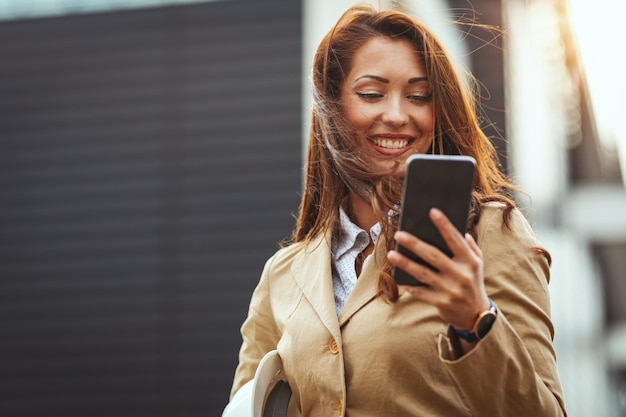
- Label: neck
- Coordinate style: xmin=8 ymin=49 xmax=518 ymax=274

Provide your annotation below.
xmin=348 ymin=193 xmax=378 ymax=231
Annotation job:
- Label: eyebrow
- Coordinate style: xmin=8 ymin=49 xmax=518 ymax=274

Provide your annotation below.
xmin=354 ymin=75 xmax=429 ymax=84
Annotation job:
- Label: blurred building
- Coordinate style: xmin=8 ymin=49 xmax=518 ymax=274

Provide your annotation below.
xmin=504 ymin=0 xmax=626 ymax=415
xmin=0 ymin=0 xmax=624 ymax=416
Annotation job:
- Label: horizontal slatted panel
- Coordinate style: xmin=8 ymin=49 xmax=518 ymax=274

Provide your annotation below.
xmin=0 ymin=1 xmax=302 ymax=416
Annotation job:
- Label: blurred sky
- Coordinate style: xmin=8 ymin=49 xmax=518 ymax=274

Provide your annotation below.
xmin=0 ymin=0 xmax=214 ymax=21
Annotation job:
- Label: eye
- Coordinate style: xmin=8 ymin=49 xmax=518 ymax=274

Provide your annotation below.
xmin=406 ymin=93 xmax=432 ymax=104
xmin=356 ymin=92 xmax=384 ymax=101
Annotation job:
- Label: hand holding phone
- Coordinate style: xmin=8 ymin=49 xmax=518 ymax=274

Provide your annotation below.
xmin=393 ymin=154 xmax=476 ymax=286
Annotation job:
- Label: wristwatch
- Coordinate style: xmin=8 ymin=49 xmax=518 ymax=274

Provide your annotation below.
xmin=452 ymin=299 xmax=498 ymax=342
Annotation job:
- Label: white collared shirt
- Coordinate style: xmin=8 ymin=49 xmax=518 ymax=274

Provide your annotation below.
xmin=331 ymin=208 xmax=381 ymax=316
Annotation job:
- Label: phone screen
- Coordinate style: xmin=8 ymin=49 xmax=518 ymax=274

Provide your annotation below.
xmin=393 ymin=154 xmax=476 ymax=286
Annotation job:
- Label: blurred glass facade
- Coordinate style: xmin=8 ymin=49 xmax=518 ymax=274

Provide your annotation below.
xmin=505 ymin=0 xmax=625 ymax=415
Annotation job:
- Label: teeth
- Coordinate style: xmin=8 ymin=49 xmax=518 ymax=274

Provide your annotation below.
xmin=373 ymin=138 xmax=409 ymax=149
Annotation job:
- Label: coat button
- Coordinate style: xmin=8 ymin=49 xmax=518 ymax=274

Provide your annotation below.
xmin=337 ymin=399 xmax=343 ymax=415
xmin=329 ymin=338 xmax=339 ymax=354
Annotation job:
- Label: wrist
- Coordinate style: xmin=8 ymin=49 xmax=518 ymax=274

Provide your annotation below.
xmin=451 ymin=298 xmax=498 ymax=342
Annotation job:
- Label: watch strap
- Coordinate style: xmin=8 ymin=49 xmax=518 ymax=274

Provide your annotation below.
xmin=452 ymin=326 xmax=478 ymax=342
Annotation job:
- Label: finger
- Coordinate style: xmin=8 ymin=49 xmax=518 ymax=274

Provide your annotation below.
xmin=429 ymin=208 xmax=472 ymax=258
xmin=392 ymin=230 xmax=451 ymax=280
xmin=401 ymin=281 xmax=435 ymax=300
xmin=387 ymin=249 xmax=439 ymax=287
xmin=464 ymin=233 xmax=483 ymax=259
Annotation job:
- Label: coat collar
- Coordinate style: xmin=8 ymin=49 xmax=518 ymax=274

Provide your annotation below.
xmin=291 ymin=230 xmax=387 ymax=336
xmin=291 ymin=232 xmax=340 ymax=337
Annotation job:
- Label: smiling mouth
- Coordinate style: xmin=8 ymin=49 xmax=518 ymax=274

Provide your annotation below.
xmin=372 ymin=138 xmax=409 ymax=149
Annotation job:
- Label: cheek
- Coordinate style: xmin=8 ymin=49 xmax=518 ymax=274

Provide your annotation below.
xmin=351 ymin=114 xmax=372 ymax=132
xmin=428 ymin=113 xmax=435 ymax=132
xmin=416 ymin=107 xmax=435 ymax=132
xmin=343 ymin=101 xmax=374 ymax=131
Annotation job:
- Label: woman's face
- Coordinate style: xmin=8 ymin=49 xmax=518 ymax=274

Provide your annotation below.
xmin=340 ymin=37 xmax=434 ymax=175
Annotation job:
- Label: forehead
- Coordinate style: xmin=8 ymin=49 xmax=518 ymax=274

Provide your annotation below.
xmin=347 ymin=37 xmax=425 ymax=79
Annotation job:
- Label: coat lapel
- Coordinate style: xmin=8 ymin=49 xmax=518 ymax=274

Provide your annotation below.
xmin=291 ymin=232 xmax=388 ymax=334
xmin=291 ymin=233 xmax=341 ymax=338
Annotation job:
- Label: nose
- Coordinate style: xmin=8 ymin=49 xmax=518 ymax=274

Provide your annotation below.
xmin=381 ymin=96 xmax=409 ymax=127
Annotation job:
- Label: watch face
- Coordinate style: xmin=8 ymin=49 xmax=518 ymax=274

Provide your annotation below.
xmin=476 ymin=312 xmax=497 ymax=339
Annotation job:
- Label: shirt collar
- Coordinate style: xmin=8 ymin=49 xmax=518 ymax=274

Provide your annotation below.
xmin=332 ymin=207 xmax=382 ymax=259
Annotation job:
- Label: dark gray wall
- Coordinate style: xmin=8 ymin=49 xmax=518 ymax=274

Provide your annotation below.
xmin=0 ymin=1 xmax=302 ymax=416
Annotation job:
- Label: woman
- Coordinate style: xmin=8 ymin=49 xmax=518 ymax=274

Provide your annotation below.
xmin=227 ymin=4 xmax=567 ymax=416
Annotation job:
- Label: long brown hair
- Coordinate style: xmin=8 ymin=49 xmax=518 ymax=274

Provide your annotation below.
xmin=291 ymin=4 xmax=519 ymax=301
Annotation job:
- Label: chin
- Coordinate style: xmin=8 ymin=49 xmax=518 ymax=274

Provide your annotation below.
xmin=393 ymin=155 xmax=414 ymax=174
xmin=372 ymin=160 xmax=407 ymax=177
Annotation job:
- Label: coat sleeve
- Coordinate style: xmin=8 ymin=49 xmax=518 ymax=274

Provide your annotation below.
xmin=438 ymin=205 xmax=567 ymax=416
xmin=229 ymin=254 xmax=282 ymax=399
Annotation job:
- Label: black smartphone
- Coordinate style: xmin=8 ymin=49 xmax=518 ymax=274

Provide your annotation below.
xmin=393 ymin=154 xmax=476 ymax=286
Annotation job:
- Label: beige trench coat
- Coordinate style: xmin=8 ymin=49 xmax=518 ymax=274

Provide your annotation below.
xmin=230 ymin=204 xmax=567 ymax=416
